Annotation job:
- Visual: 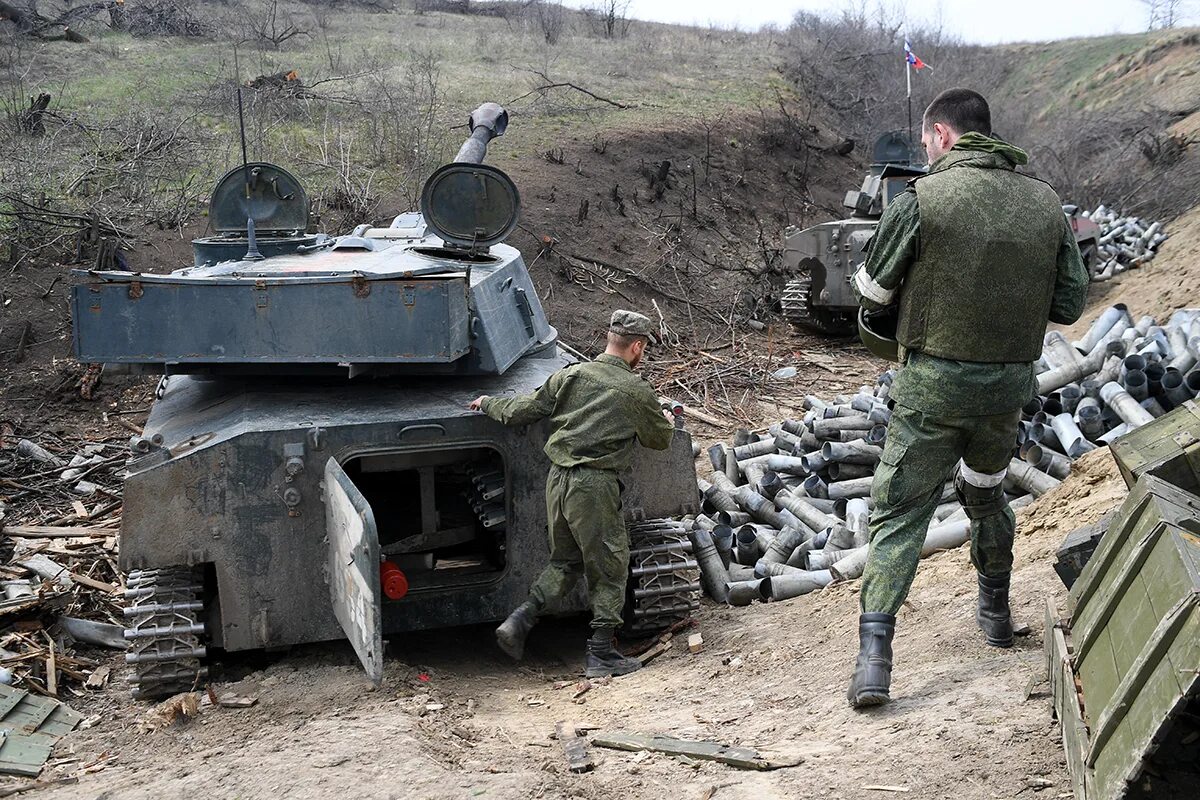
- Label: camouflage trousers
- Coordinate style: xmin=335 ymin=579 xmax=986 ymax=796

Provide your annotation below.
xmin=860 ymin=403 xmax=1020 ymax=616
xmin=527 ymin=464 xmax=628 ymax=630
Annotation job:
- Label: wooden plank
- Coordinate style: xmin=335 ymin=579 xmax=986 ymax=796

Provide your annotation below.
xmin=555 ymin=721 xmax=593 ymax=774
xmin=0 ymin=732 xmax=53 ymax=778
xmin=589 ymin=730 xmax=802 ymax=770
xmin=67 ymin=573 xmax=119 ymax=594
xmin=0 ymin=688 xmax=27 ymax=721
xmin=1 ymin=526 xmax=112 ymax=539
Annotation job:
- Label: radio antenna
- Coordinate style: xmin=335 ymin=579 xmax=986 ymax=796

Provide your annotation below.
xmin=233 ymin=46 xmax=263 ymax=261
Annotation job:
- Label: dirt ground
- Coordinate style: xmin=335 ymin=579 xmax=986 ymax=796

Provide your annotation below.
xmin=22 ymin=447 xmax=1124 ymax=800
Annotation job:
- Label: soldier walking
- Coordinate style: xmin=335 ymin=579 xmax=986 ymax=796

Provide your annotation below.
xmin=847 ymin=88 xmax=1090 ymax=707
xmin=468 ymin=310 xmax=675 ymax=678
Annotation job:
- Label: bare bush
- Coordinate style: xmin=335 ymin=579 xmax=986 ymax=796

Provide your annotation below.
xmin=0 ymin=105 xmax=210 ymax=269
xmin=532 ymin=1 xmax=565 ymax=44
xmin=246 ymin=0 xmax=309 ymax=50
xmin=357 ymin=46 xmax=450 ymax=207
xmin=119 ymin=1 xmax=210 ymax=38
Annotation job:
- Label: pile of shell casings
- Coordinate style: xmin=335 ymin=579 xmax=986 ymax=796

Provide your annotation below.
xmin=685 ymin=304 xmax=1200 ymax=607
xmin=1083 ymin=205 xmax=1168 ymax=283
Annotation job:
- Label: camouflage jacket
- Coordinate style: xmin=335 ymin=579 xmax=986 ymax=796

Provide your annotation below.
xmin=481 ymin=353 xmax=674 ymax=471
xmin=852 ymin=134 xmax=1090 ymax=415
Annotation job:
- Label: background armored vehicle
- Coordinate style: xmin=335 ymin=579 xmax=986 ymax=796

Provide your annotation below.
xmin=71 ymin=104 xmax=700 ymax=699
xmin=780 ymin=132 xmax=1102 ymax=336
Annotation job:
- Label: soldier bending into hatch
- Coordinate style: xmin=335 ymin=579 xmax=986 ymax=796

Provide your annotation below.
xmin=468 ymin=310 xmax=675 ymax=678
xmin=847 ymin=88 xmax=1090 ymax=708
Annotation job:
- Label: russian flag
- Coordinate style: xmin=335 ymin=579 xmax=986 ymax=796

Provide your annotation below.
xmin=904 ymin=40 xmax=927 ymax=70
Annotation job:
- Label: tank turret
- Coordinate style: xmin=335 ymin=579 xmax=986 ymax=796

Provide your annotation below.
xmin=71 ymin=104 xmax=550 ymax=377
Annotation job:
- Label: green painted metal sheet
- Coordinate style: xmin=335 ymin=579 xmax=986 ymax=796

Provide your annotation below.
xmin=0 ymin=685 xmax=83 ymax=777
xmin=1109 ymin=400 xmax=1200 ymax=492
xmin=1057 ymin=474 xmax=1200 ymax=800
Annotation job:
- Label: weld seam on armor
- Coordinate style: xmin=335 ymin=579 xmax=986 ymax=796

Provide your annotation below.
xmin=853 ymin=267 xmax=895 ymax=305
xmin=958 ymin=459 xmax=1006 ymax=488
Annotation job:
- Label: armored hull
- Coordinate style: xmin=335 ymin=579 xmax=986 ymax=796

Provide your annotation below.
xmin=121 ymin=358 xmax=697 ymax=652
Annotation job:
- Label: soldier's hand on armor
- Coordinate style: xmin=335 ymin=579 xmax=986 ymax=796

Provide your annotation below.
xmin=469 ymin=395 xmax=488 ymax=412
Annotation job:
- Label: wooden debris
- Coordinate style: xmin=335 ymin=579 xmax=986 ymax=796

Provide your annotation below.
xmin=216 ymin=692 xmax=258 ymax=709
xmin=688 ymin=632 xmax=704 ymax=654
xmin=862 ymin=786 xmax=910 ymax=793
xmin=589 ymin=730 xmax=802 ymax=770
xmin=555 ymin=721 xmax=594 ymax=774
xmin=636 ymin=636 xmax=673 ymax=666
xmin=84 ymin=665 xmax=110 ymax=690
xmin=141 ymin=693 xmax=202 ymax=731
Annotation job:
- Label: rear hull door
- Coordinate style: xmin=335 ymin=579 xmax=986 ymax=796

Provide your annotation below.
xmin=324 ymin=457 xmax=383 ymax=684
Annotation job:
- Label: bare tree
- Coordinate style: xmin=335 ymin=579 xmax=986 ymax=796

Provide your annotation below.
xmin=585 ymin=0 xmax=631 ymax=39
xmin=533 ymin=1 xmax=565 ymax=44
xmin=1138 ymin=0 xmax=1188 ymax=28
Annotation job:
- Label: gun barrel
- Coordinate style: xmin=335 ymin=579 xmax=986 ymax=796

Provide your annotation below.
xmin=454 ymin=102 xmax=509 ymax=164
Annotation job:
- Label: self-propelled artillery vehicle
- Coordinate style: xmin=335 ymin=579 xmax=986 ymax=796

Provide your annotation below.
xmin=780 ymin=131 xmax=1102 ymax=336
xmin=71 ymin=103 xmax=700 ymax=698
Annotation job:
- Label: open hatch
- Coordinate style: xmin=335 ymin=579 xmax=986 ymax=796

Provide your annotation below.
xmin=323 ymin=447 xmax=508 ymax=679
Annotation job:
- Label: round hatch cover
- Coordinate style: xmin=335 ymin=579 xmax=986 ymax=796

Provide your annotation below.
xmin=209 ymin=162 xmax=309 ymax=233
xmin=420 ymin=163 xmax=520 ymax=250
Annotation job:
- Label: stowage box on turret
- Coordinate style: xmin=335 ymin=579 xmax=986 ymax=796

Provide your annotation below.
xmin=71 ymin=104 xmax=700 ymax=698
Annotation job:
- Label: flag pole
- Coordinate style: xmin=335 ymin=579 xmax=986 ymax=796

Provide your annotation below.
xmin=906 ymin=48 xmax=913 ymax=145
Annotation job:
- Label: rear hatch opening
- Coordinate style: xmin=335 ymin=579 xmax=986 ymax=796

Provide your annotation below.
xmin=341 ymin=447 xmax=508 ymax=593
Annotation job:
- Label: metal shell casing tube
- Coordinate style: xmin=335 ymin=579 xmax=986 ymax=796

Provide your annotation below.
xmin=1163 ymin=369 xmax=1191 ymax=408
xmin=725 ymin=579 xmax=765 ymax=606
xmin=802 ymin=474 xmax=828 ymax=499
xmin=1059 ymin=384 xmax=1082 ymax=414
xmin=829 ymin=462 xmax=872 ymax=481
xmin=1099 ymin=381 xmax=1155 ymax=428
xmin=827 ymin=476 xmax=874 ymax=500
xmin=716 ymin=510 xmax=752 ymax=527
xmin=759 ymin=526 xmax=807 ymax=566
xmin=844 ymin=497 xmax=871 ymax=547
xmin=1077 ymin=404 xmax=1104 ymax=440
xmin=711 ymin=524 xmax=734 ymax=569
xmin=1051 ymin=412 xmax=1097 ymax=458
xmin=766 ymin=454 xmax=809 ymax=476
xmin=734 ymin=526 xmax=761 ymax=566
xmin=758 ymin=470 xmax=784 ymax=500
xmin=775 ymin=490 xmax=840 ymax=533
xmin=688 ymin=527 xmax=730 ymax=603
xmin=733 ymin=438 xmax=777 ymax=461
xmin=1006 ymin=458 xmax=1062 ymax=496
xmin=821 ymin=439 xmax=883 ymax=466
xmin=764 ymin=570 xmax=832 ymax=601
xmin=1073 ymin=303 xmax=1128 ymax=353
xmin=1025 ymin=443 xmax=1072 ymax=479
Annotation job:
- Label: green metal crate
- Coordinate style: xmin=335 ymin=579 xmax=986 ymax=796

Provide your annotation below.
xmin=1048 ymin=474 xmax=1200 ymax=800
xmin=1109 ymin=400 xmax=1200 ymax=493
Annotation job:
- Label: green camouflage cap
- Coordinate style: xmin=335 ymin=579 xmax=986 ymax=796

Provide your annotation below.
xmin=610 ymin=309 xmax=653 ymax=337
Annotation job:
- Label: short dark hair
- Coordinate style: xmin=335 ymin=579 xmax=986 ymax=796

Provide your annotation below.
xmin=607 ymin=331 xmax=648 ymax=349
xmin=923 ymin=88 xmax=991 ymax=136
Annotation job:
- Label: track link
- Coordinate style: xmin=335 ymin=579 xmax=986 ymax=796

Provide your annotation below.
xmin=624 ymin=519 xmax=700 ymax=635
xmin=781 ymin=275 xmax=857 ymax=336
xmin=124 ymin=567 xmax=208 ymax=699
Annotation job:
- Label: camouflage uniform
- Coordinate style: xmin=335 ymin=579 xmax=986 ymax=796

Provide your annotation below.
xmin=852 ymin=133 xmax=1090 ymax=616
xmin=481 ymin=319 xmax=674 ymax=629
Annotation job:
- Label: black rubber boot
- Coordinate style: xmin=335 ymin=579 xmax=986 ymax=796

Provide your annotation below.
xmin=495 ymin=601 xmax=538 ymax=661
xmin=847 ymin=612 xmax=895 ymax=709
xmin=977 ymin=573 xmax=1014 ymax=648
xmin=584 ymin=628 xmax=642 ymax=678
